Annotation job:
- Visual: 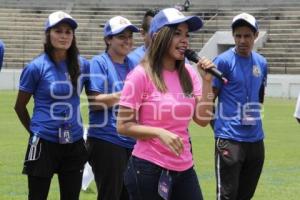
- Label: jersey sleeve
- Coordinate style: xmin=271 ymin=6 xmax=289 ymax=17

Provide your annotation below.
xmin=262 ymin=58 xmax=268 ymax=87
xmin=212 ymin=56 xmax=227 ymax=90
xmin=19 ymin=62 xmax=40 ymax=94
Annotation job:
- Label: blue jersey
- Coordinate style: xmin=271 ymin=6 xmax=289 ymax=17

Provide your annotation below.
xmin=19 ymin=53 xmax=90 ymax=143
xmin=213 ymin=48 xmax=267 ymax=142
xmin=87 ymin=52 xmax=136 ymax=148
xmin=0 ymin=40 xmax=5 ymax=70
xmin=128 ymin=45 xmax=146 ymax=67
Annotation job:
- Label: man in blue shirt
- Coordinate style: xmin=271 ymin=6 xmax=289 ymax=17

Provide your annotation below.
xmin=128 ymin=8 xmax=159 ymax=66
xmin=212 ymin=13 xmax=267 ymax=200
xmin=0 ymin=40 xmax=5 ymax=70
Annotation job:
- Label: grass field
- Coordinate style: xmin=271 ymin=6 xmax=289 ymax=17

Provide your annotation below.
xmin=0 ymin=90 xmax=299 ymax=200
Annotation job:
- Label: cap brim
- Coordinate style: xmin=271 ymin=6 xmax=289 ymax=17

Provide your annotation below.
xmin=111 ymin=25 xmax=139 ymax=36
xmin=46 ymin=18 xmax=78 ymax=31
xmin=167 ymin=16 xmax=203 ymax=32
xmin=58 ymin=18 xmax=78 ymax=29
xmin=231 ymin=19 xmax=257 ymax=31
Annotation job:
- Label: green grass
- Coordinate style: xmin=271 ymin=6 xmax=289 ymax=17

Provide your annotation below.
xmin=0 ymin=90 xmax=299 ymax=199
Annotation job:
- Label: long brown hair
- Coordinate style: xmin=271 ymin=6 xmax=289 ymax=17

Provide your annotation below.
xmin=44 ymin=31 xmax=80 ymax=87
xmin=142 ymin=25 xmax=193 ymax=96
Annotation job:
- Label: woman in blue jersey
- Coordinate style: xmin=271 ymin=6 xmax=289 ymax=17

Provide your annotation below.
xmin=14 ymin=11 xmax=89 ymax=200
xmin=86 ymin=16 xmax=139 ymax=200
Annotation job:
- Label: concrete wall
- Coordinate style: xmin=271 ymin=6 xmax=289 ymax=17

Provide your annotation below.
xmin=0 ymin=69 xmax=20 ymax=91
xmin=267 ymin=75 xmax=300 ymax=98
xmin=1 ymin=69 xmax=299 ymax=98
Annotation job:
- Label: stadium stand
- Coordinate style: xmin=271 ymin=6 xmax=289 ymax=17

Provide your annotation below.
xmin=0 ymin=0 xmax=300 ymax=74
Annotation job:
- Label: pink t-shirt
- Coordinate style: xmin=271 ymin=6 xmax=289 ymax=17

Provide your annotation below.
xmin=119 ymin=64 xmax=202 ymax=171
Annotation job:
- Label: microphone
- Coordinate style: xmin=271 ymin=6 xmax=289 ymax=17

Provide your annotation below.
xmin=185 ymin=49 xmax=228 ymax=84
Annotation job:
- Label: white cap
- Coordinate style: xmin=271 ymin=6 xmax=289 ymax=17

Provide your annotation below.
xmin=45 ymin=11 xmax=77 ymax=31
xmin=149 ymin=8 xmax=203 ymax=37
xmin=232 ymin=12 xmax=258 ymax=31
xmin=104 ymin=16 xmax=139 ymax=37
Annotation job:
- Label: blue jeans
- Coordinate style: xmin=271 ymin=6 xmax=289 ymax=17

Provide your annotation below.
xmin=124 ymin=156 xmax=204 ymax=200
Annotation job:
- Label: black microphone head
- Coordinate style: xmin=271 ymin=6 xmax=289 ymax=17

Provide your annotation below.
xmin=185 ymin=49 xmax=228 ymax=84
xmin=184 ymin=49 xmax=199 ymax=63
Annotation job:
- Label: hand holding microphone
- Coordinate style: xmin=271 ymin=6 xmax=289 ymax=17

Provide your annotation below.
xmin=185 ymin=49 xmax=228 ymax=84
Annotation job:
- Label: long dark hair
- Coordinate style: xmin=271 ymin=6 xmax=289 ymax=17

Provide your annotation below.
xmin=104 ymin=35 xmax=113 ymax=52
xmin=44 ymin=31 xmax=80 ymax=87
xmin=142 ymin=25 xmax=193 ymax=96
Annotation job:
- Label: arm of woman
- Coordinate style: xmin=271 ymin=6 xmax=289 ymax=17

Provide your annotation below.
xmin=193 ymin=57 xmax=215 ymax=127
xmin=14 ymin=90 xmax=32 ymax=135
xmin=87 ymin=56 xmax=122 ymax=110
xmin=87 ymin=90 xmax=121 ymax=111
xmin=117 ymin=105 xmax=184 ymax=156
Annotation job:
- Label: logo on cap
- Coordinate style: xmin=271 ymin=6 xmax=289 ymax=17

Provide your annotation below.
xmin=45 ymin=11 xmax=77 ymax=31
xmin=104 ymin=16 xmax=139 ymax=37
xmin=119 ymin=18 xmax=129 ymax=25
xmin=149 ymin=8 xmax=203 ymax=37
xmin=57 ymin=11 xmax=68 ymax=20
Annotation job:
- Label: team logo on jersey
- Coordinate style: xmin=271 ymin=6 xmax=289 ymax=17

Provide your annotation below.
xmin=253 ymin=65 xmax=261 ymax=77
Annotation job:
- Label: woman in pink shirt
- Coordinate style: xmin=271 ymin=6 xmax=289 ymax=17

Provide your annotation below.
xmin=117 ymin=8 xmax=214 ymax=200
